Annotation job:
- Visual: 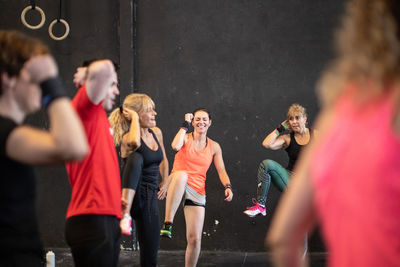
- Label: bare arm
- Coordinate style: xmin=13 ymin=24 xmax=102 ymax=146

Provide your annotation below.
xmin=85 ymin=60 xmax=115 ymax=105
xmin=213 ymin=141 xmax=233 ymax=202
xmin=6 ymin=56 xmax=88 ymax=164
xmin=262 ymin=130 xmax=287 ymax=150
xmin=121 ymin=188 xmax=135 ymax=215
xmin=171 ymin=113 xmax=193 ymax=151
xmin=266 ymin=108 xmax=334 ymax=267
xmin=153 ymin=127 xmax=170 ymax=200
xmin=262 ymin=121 xmax=290 ymax=150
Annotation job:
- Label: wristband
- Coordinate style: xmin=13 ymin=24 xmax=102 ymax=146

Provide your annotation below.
xmin=224 ymin=183 xmax=232 ymax=190
xmin=276 ymin=124 xmax=285 ymax=134
xmin=40 ymin=77 xmax=66 ymax=107
xmin=181 ymin=121 xmax=190 ymax=131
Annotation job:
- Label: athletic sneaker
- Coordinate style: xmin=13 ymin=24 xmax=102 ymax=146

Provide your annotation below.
xmin=243 ymin=198 xmax=266 ymax=217
xmin=160 ymin=222 xmax=173 ymax=239
xmin=120 ymin=213 xmax=132 ymax=236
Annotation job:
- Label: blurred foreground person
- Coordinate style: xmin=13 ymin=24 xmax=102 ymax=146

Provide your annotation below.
xmin=267 ymin=1 xmax=400 ymax=266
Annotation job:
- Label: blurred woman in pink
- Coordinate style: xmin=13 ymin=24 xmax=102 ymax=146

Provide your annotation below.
xmin=267 ymin=0 xmax=400 ymax=266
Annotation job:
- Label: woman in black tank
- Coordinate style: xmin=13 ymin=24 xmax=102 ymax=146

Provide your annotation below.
xmin=109 ymin=94 xmax=169 ymax=267
xmin=243 ymin=103 xmax=313 ymax=217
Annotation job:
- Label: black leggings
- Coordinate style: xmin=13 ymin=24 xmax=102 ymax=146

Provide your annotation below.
xmin=133 ymin=193 xmax=160 ymax=267
xmin=124 ymin=152 xmax=160 ymax=267
xmin=65 ymin=215 xmax=121 ymax=267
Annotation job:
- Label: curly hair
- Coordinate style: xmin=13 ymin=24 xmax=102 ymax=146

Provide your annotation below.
xmin=0 ymin=30 xmax=49 ymax=94
xmin=318 ymin=0 xmax=400 ymax=107
xmin=108 ymin=93 xmax=155 ymax=146
xmin=286 ymin=104 xmax=307 ymax=120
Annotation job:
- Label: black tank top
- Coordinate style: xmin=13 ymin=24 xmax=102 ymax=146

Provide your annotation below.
xmin=135 ymin=128 xmax=163 ymax=185
xmin=285 ymin=129 xmax=313 ymax=171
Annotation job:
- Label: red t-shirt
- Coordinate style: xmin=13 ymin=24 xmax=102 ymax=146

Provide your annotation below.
xmin=65 ymin=86 xmax=121 ymax=219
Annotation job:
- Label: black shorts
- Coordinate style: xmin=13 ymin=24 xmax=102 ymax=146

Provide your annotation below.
xmin=184 ymin=199 xmax=206 ymax=208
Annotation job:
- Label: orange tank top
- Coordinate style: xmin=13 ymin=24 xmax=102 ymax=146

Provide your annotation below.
xmin=171 ymin=133 xmax=214 ymax=195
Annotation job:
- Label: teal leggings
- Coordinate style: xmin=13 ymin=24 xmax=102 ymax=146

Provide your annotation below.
xmin=256 ymin=159 xmax=290 ymax=206
xmin=256 ymin=159 xmax=307 ymax=255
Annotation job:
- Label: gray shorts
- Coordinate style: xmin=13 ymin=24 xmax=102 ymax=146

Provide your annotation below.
xmin=183 ymin=184 xmax=206 ymax=207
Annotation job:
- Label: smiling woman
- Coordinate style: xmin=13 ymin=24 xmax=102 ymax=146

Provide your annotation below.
xmin=108 ymin=93 xmax=169 ymax=267
xmin=160 ymin=108 xmax=233 ymax=267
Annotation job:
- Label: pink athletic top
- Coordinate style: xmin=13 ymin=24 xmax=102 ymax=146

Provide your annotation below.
xmin=171 ymin=133 xmax=214 ymax=195
xmin=311 ymin=86 xmax=400 ymax=267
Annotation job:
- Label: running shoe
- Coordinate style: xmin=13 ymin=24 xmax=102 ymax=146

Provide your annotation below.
xmin=160 ymin=222 xmax=173 ymax=239
xmin=243 ymin=198 xmax=266 ymax=217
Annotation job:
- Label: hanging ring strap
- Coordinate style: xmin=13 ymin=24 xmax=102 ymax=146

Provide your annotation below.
xmin=48 ymin=0 xmax=70 ymax=41
xmin=20 ymin=1 xmax=46 ymax=30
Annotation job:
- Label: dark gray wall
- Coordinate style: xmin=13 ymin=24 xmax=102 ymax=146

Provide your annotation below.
xmin=0 ymin=0 xmax=345 ymax=252
xmin=135 ymin=0 xmax=345 ymax=251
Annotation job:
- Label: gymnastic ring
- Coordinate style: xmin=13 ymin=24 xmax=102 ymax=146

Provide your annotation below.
xmin=20 ymin=5 xmax=46 ymax=30
xmin=48 ymin=19 xmax=70 ymax=41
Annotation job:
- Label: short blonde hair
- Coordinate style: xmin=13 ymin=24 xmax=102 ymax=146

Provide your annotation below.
xmin=286 ymin=104 xmax=307 ymax=120
xmin=108 ymin=93 xmax=155 ymax=146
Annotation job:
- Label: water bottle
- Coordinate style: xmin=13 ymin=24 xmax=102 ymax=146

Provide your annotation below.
xmin=46 ymin=250 xmax=55 ymax=267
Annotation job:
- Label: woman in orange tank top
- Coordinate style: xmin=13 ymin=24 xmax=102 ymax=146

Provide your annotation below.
xmin=160 ymin=108 xmax=233 ymax=267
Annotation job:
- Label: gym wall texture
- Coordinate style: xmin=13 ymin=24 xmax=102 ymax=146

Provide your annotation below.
xmin=1 ymin=0 xmax=345 ymax=251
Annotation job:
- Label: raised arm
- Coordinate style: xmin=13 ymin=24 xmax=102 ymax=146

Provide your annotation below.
xmin=262 ymin=121 xmax=289 ymax=150
xmin=212 ymin=141 xmax=233 ymax=202
xmin=153 ymin=127 xmax=170 ymax=200
xmin=85 ymin=59 xmax=116 ymax=105
xmin=266 ymin=108 xmax=334 ymax=267
xmin=171 ymin=113 xmax=192 ymax=151
xmin=121 ymin=109 xmax=141 ymax=154
xmin=6 ymin=55 xmax=88 ymax=164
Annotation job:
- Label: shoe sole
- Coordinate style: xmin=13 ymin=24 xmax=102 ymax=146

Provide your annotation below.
xmin=160 ymin=232 xmax=172 ymax=239
xmin=243 ymin=211 xmax=266 ymax=217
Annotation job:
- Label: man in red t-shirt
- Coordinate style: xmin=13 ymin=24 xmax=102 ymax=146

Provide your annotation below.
xmin=65 ymin=59 xmax=121 ymax=267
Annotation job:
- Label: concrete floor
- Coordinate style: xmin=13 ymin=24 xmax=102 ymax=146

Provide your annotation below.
xmin=49 ymin=248 xmax=327 ymax=267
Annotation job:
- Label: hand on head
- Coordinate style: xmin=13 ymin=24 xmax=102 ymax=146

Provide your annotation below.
xmin=123 ymin=108 xmax=139 ymax=121
xmin=73 ymin=67 xmax=87 ymax=88
xmin=24 ymin=55 xmax=58 ymax=84
xmin=276 ymin=120 xmax=290 ymax=133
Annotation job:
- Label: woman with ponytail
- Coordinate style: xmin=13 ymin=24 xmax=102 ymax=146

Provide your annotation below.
xmin=109 ymin=93 xmax=169 ymax=267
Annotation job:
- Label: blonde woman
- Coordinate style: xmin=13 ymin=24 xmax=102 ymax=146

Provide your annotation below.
xmin=109 ymin=93 xmax=168 ymax=267
xmin=243 ymin=104 xmax=313 ymax=218
xmin=268 ymin=1 xmax=400 ymax=266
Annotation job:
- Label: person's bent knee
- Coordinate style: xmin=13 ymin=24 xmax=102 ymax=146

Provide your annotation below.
xmin=171 ymin=171 xmax=188 ymax=184
xmin=260 ymin=159 xmax=272 ymax=169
